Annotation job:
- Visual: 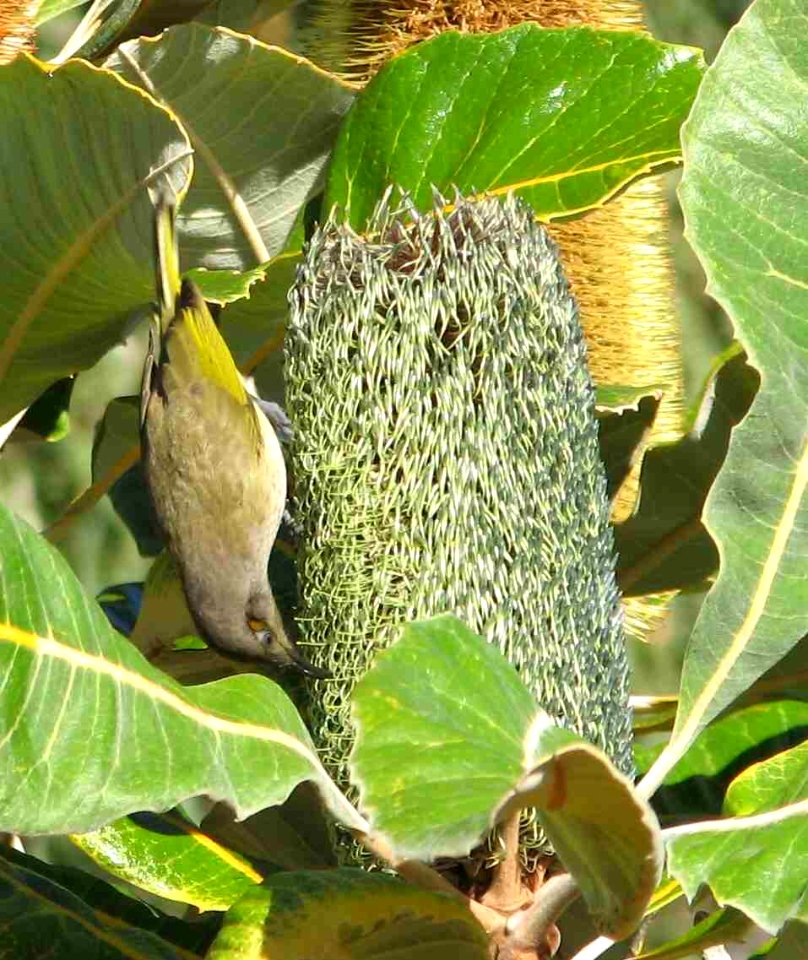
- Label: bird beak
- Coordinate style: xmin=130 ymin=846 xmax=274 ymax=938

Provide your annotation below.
xmin=292 ymin=652 xmax=333 ymax=680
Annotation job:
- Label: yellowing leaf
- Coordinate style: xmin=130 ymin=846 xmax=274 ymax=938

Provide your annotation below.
xmin=208 ymin=869 xmax=488 ymax=960
xmin=71 ymin=812 xmax=261 ymax=912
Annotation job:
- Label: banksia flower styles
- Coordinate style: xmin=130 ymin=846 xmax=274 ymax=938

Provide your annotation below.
xmin=286 ymin=194 xmax=633 ymax=806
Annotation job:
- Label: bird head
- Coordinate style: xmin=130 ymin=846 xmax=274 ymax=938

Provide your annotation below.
xmin=242 ymin=589 xmax=332 ymax=679
xmin=182 ymin=569 xmax=330 ymax=679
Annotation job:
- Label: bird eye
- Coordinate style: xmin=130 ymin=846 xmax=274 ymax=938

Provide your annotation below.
xmin=247 ymin=617 xmax=268 ymax=633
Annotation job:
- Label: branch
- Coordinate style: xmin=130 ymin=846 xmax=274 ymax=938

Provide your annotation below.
xmin=500 ymin=873 xmax=580 ymax=960
xmin=482 ymin=811 xmax=526 ymax=913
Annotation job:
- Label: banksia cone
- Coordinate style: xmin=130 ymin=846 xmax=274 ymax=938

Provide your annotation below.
xmin=297 ymin=0 xmax=686 ymax=639
xmin=286 ymin=194 xmax=633 ymax=824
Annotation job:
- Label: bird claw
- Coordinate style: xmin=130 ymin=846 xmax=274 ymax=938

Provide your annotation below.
xmin=253 ymin=397 xmax=294 ymax=442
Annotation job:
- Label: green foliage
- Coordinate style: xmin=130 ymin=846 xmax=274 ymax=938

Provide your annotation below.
xmin=70 ymin=811 xmax=261 ymax=911
xmin=641 ymin=0 xmax=808 ymax=796
xmin=0 ymin=55 xmax=191 ymax=422
xmin=0 ymin=848 xmax=193 ymax=960
xmin=325 ymin=25 xmax=704 ymax=226
xmin=633 ymin=907 xmax=752 ymax=960
xmin=724 ymin=740 xmax=808 ymax=814
xmin=665 ymin=801 xmax=808 ymax=934
xmin=352 ymin=616 xmax=661 ymax=938
xmin=104 ymin=24 xmax=354 ymax=270
xmin=0 ymin=1 xmax=804 ymax=958
xmin=351 ymin=616 xmax=539 ymax=860
xmin=36 ymin=0 xmax=89 ymax=26
xmin=0 ymin=502 xmax=358 ymax=834
xmin=636 ymin=699 xmax=808 ymax=816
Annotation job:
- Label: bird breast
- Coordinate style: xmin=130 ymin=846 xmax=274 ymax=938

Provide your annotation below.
xmin=144 ymin=377 xmax=286 ymax=574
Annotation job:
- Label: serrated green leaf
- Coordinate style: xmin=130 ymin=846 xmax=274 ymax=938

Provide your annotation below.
xmin=0 ymin=503 xmax=362 ymax=835
xmin=325 ymin=25 xmax=704 ymax=228
xmin=643 ymin=0 xmax=808 ymax=797
xmin=186 ymin=264 xmax=267 ymax=304
xmin=207 ymin=868 xmax=489 ymax=960
xmin=350 ymin=616 xmax=536 ymax=861
xmin=724 ymin=741 xmax=808 ymax=816
xmin=0 ymin=55 xmax=191 ymax=424
xmin=70 ymin=811 xmax=262 ymax=911
xmin=351 ymin=615 xmax=661 ymax=939
xmin=105 ymin=25 xmax=353 ymax=271
xmin=664 ymin=801 xmax=808 ymax=935
xmin=0 ymin=849 xmax=193 ymax=960
xmin=616 ymin=350 xmax=757 ymax=597
xmin=218 ymin=251 xmax=299 ymax=399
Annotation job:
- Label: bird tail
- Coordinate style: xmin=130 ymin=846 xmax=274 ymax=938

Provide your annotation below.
xmin=153 ymin=183 xmax=181 ymax=335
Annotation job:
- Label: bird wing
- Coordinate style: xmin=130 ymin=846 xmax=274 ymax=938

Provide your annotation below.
xmin=141 ymin=183 xmax=180 ymax=429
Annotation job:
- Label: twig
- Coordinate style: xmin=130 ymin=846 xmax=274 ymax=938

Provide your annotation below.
xmin=483 ymin=812 xmax=526 ymax=913
xmin=500 ymin=873 xmax=580 ymax=959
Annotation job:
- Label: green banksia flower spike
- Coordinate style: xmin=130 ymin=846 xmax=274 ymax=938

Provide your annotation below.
xmin=286 ymin=192 xmax=633 ymax=842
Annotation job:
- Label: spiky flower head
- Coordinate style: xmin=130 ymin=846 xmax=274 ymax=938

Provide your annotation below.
xmin=286 ymin=192 xmax=633 ymax=820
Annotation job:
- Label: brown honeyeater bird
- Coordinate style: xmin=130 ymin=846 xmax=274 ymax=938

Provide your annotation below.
xmin=140 ymin=187 xmax=328 ymax=678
